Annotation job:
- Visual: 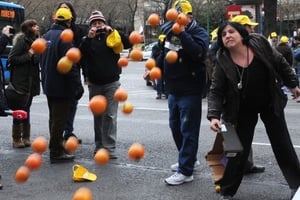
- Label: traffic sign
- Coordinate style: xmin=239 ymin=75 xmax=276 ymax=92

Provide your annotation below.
xmin=226 ymin=5 xmax=242 ymax=19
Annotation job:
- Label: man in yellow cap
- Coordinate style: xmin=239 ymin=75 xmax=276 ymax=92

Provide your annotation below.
xmin=276 ymin=36 xmax=293 ymax=66
xmin=40 ymin=7 xmax=84 ymax=163
xmin=269 ymin=32 xmax=278 ymax=48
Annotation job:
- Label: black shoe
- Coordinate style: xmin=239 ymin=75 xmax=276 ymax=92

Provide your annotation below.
xmin=244 ymin=165 xmax=265 ymax=174
xmin=219 ymin=195 xmax=233 ymax=200
xmin=50 ymin=153 xmax=75 ymax=164
xmin=156 ymin=95 xmax=161 ymax=99
xmin=64 ymin=133 xmax=82 ymax=144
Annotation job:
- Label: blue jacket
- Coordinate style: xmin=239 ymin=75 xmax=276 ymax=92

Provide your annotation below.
xmin=40 ymin=23 xmax=82 ymax=98
xmin=158 ymin=19 xmax=209 ymax=96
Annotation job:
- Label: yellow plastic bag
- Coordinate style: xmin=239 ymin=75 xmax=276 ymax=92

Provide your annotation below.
xmin=113 ymin=43 xmax=124 ymax=54
xmin=72 ymin=164 xmax=97 ymax=182
xmin=106 ymin=30 xmax=121 ymax=48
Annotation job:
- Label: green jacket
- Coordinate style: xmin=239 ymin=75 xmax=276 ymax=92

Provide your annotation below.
xmin=8 ymin=33 xmax=40 ymax=96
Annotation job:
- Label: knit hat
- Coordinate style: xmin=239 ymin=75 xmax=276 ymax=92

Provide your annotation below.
xmin=230 ymin=15 xmax=258 ymax=26
xmin=88 ymin=10 xmax=106 ymax=25
xmin=173 ymin=0 xmax=192 ymax=15
xmin=55 ymin=8 xmax=72 ymax=21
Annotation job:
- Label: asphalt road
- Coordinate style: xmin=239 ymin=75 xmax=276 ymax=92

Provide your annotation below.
xmin=0 ymin=61 xmax=299 ymax=200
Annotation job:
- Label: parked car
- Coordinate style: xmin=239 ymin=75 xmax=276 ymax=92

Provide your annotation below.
xmin=142 ymin=41 xmax=157 ymax=60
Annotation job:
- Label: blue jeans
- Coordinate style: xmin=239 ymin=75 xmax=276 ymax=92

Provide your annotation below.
xmin=88 ymin=81 xmax=120 ymax=153
xmin=168 ymin=94 xmax=202 ymax=176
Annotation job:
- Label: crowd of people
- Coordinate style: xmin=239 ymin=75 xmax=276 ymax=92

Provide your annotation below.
xmin=0 ymin=0 xmax=299 ymax=199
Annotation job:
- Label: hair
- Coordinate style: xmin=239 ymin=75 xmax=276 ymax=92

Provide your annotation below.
xmin=20 ymin=19 xmax=38 ymax=38
xmin=56 ymin=2 xmax=76 ymax=22
xmin=217 ymin=21 xmax=249 ymax=49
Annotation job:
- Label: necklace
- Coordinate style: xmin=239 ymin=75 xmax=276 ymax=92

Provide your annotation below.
xmin=234 ymin=48 xmax=249 ymax=90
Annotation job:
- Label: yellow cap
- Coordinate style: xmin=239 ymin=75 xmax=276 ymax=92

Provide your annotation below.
xmin=230 ymin=15 xmax=258 ymax=26
xmin=271 ymin=32 xmax=277 ymax=37
xmin=55 ymin=8 xmax=72 ymax=21
xmin=158 ymin=34 xmax=166 ymax=42
xmin=280 ymin=36 xmax=289 ymax=43
xmin=173 ymin=0 xmax=192 ymax=15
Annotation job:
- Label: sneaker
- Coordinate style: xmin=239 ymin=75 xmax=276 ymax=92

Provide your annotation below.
xmin=170 ymin=160 xmax=200 ymax=172
xmin=164 ymin=172 xmax=193 ymax=185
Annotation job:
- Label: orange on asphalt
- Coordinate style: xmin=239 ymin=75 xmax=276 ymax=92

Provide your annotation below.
xmin=31 ymin=136 xmax=48 ymax=154
xmin=66 ymin=47 xmax=81 ymax=63
xmin=122 ymin=101 xmax=134 ymax=115
xmin=128 ymin=143 xmax=145 ymax=161
xmin=94 ymin=148 xmax=110 ymax=165
xmin=60 ymin=29 xmax=74 ymax=43
xmin=65 ymin=136 xmax=79 ymax=153
xmin=25 ymin=153 xmax=42 ymax=170
xmin=15 ymin=166 xmax=30 ymax=183
xmin=89 ymin=95 xmax=107 ymax=115
xmin=57 ymin=56 xmax=73 ymax=74
xmin=114 ymin=88 xmax=128 ymax=102
xmin=145 ymin=58 xmax=156 ymax=70
xmin=31 ymin=38 xmax=47 ymax=54
xmin=72 ymin=187 xmax=93 ymax=200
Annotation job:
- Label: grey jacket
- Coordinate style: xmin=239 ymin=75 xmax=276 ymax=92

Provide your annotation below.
xmin=207 ymin=33 xmax=299 ymax=123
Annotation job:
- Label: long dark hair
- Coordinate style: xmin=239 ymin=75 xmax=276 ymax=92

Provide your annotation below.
xmin=21 ymin=19 xmax=38 ymax=38
xmin=56 ymin=2 xmax=76 ymax=22
xmin=217 ymin=21 xmax=249 ymax=49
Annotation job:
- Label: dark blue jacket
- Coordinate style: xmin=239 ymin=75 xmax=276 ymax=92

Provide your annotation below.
xmin=158 ymin=19 xmax=209 ymax=96
xmin=40 ymin=23 xmax=82 ymax=98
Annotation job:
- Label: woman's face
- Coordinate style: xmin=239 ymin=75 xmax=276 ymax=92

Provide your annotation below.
xmin=221 ymin=25 xmax=243 ymax=49
xmin=31 ymin=24 xmax=40 ymax=36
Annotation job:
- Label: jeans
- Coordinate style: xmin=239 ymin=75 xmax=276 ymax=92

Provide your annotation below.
xmin=88 ymin=81 xmax=120 ymax=153
xmin=168 ymin=94 xmax=202 ymax=176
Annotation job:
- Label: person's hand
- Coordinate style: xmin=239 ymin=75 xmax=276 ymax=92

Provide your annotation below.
xmin=104 ymin=25 xmax=113 ymax=33
xmin=2 ymin=25 xmax=13 ymax=37
xmin=210 ymin=118 xmax=222 ymax=132
xmin=291 ymin=86 xmax=300 ymax=99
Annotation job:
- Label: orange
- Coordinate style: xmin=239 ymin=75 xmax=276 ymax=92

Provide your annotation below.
xmin=89 ymin=95 xmax=107 ymax=115
xmin=122 ymin=101 xmax=134 ymax=115
xmin=66 ymin=47 xmax=81 ymax=63
xmin=128 ymin=143 xmax=145 ymax=161
xmin=15 ymin=166 xmax=30 ymax=183
xmin=25 ymin=153 xmax=42 ymax=170
xmin=129 ymin=31 xmax=142 ymax=45
xmin=129 ymin=48 xmax=143 ymax=61
xmin=57 ymin=56 xmax=73 ymax=74
xmin=149 ymin=67 xmax=161 ymax=80
xmin=166 ymin=8 xmax=178 ymax=21
xmin=117 ymin=57 xmax=129 ymax=68
xmin=145 ymin=58 xmax=156 ymax=70
xmin=114 ymin=88 xmax=128 ymax=102
xmin=65 ymin=136 xmax=79 ymax=153
xmin=215 ymin=185 xmax=221 ymax=193
xmin=60 ymin=29 xmax=74 ymax=43
xmin=31 ymin=38 xmax=47 ymax=54
xmin=165 ymin=50 xmax=178 ymax=64
xmin=176 ymin=13 xmax=189 ymax=25
xmin=172 ymin=23 xmax=183 ymax=34
xmin=147 ymin=13 xmax=160 ymax=26
xmin=94 ymin=148 xmax=110 ymax=165
xmin=72 ymin=187 xmax=93 ymax=200
xmin=31 ymin=136 xmax=48 ymax=154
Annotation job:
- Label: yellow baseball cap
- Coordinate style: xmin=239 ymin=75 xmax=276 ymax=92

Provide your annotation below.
xmin=280 ymin=36 xmax=289 ymax=43
xmin=230 ymin=15 xmax=258 ymax=26
xmin=158 ymin=34 xmax=166 ymax=42
xmin=173 ymin=0 xmax=192 ymax=15
xmin=271 ymin=32 xmax=277 ymax=37
xmin=55 ymin=8 xmax=72 ymax=21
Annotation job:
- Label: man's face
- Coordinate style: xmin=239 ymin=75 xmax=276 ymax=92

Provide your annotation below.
xmin=90 ymin=20 xmax=105 ymax=29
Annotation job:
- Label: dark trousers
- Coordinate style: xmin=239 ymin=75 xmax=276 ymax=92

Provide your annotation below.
xmin=63 ymin=98 xmax=78 ymax=137
xmin=219 ymin=106 xmax=300 ymax=196
xmin=47 ymin=96 xmax=70 ymax=156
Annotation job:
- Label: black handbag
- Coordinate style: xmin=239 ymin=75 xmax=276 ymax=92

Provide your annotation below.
xmin=5 ymin=82 xmax=30 ymax=110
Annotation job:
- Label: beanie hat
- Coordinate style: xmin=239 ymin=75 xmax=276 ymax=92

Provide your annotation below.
xmin=173 ymin=0 xmax=192 ymax=15
xmin=230 ymin=15 xmax=258 ymax=26
xmin=88 ymin=10 xmax=106 ymax=25
xmin=55 ymin=8 xmax=72 ymax=21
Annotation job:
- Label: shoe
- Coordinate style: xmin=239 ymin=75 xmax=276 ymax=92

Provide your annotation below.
xmin=165 ymin=172 xmax=193 ymax=185
xmin=244 ymin=165 xmax=265 ymax=174
xmin=156 ymin=95 xmax=161 ymax=99
xmin=50 ymin=152 xmax=75 ymax=164
xmin=170 ymin=160 xmax=200 ymax=172
xmin=64 ymin=133 xmax=82 ymax=144
xmin=219 ymin=195 xmax=233 ymax=200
